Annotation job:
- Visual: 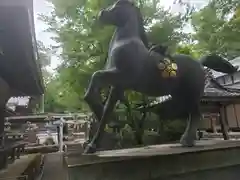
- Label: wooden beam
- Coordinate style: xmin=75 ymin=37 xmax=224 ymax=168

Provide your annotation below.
xmin=220 ymin=106 xmax=229 ymax=140
xmin=233 ymin=104 xmax=239 ymax=128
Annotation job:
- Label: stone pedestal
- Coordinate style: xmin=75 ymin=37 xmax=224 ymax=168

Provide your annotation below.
xmin=65 ymin=140 xmax=240 ymax=180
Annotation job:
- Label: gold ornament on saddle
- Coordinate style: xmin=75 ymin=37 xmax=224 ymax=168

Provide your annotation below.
xmin=157 ymin=58 xmax=178 ymax=78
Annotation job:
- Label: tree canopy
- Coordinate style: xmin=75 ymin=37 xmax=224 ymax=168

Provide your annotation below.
xmin=191 ymin=0 xmax=240 ymax=58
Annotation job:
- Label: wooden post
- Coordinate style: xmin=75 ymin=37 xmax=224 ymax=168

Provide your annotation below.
xmin=2 ymin=151 xmax=7 ymax=169
xmin=233 ymin=104 xmax=239 ymax=128
xmin=220 ymin=106 xmax=229 ymax=140
xmin=16 ymin=147 xmax=21 ymax=159
xmin=211 ymin=116 xmax=217 ymax=133
xmin=59 ymin=121 xmax=64 ymax=152
xmin=40 ymin=94 xmax=45 ymax=113
xmin=0 ymin=77 xmax=11 ymax=169
xmin=10 ymin=148 xmax=16 ymax=160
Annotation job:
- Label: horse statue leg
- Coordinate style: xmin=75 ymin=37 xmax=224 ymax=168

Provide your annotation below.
xmin=83 ymin=87 xmax=127 ymax=149
xmin=83 ymin=72 xmax=105 ymax=149
xmin=83 ymin=70 xmax=116 ymax=148
xmin=84 ymin=87 xmax=122 ymax=153
xmin=84 ymin=75 xmax=104 ymax=122
xmin=84 ymin=68 xmax=124 ymax=119
xmin=180 ymin=103 xmax=201 ymax=147
xmin=84 ymin=68 xmax=126 ymax=153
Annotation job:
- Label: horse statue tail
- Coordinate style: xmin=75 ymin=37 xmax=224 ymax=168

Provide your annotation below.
xmin=199 ymin=54 xmax=238 ymax=74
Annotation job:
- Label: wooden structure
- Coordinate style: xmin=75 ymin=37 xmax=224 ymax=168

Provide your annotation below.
xmin=0 ymin=142 xmax=26 ymax=169
xmin=0 ymin=153 xmax=43 ymax=180
xmin=211 ymin=70 xmax=240 ymax=131
xmin=6 ymin=96 xmax=40 ymax=116
xmin=0 ymin=0 xmax=43 ymax=95
xmin=198 ymin=68 xmax=240 ymax=134
xmin=65 ymin=140 xmax=240 ymax=180
xmin=4 ymin=114 xmax=71 ymax=127
xmin=0 ymin=0 xmax=44 ymax=170
xmin=6 ymin=115 xmax=56 ymax=124
xmin=199 ymin=87 xmax=240 ymax=139
xmin=5 ymin=113 xmax=88 ymax=123
xmin=4 ymin=114 xmax=89 ymax=134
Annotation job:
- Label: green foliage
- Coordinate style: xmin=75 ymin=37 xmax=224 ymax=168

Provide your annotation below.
xmin=161 ymin=119 xmax=186 ymax=142
xmin=44 ymin=76 xmax=86 ymax=112
xmin=175 ymin=44 xmax=200 ymax=59
xmin=37 ymin=40 xmax=52 ymax=84
xmin=147 ymin=11 xmax=192 ymax=51
xmin=44 ymin=77 xmax=66 ymax=113
xmin=191 ymin=0 xmax=240 ymax=59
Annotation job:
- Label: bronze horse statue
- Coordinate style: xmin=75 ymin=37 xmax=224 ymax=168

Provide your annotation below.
xmin=83 ymin=0 xmax=238 ymax=153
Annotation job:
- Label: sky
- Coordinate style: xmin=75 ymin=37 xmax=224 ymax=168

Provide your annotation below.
xmin=33 ymin=0 xmax=208 ymax=71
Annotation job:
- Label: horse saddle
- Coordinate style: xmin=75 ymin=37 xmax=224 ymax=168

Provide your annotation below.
xmin=149 ymin=44 xmax=178 ymax=78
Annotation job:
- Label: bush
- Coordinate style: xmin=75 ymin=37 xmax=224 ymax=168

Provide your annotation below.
xmin=160 ymin=119 xmax=186 ymax=142
xmin=143 ymin=131 xmax=161 ymax=145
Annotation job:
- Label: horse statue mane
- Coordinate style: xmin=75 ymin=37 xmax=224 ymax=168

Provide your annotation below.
xmin=134 ymin=2 xmax=169 ymax=56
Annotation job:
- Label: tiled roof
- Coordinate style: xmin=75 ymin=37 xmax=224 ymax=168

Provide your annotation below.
xmin=7 ymin=96 xmax=30 ymax=106
xmin=231 ymin=56 xmax=240 ymax=66
xmin=204 ymin=87 xmax=240 ymax=97
xmin=211 ymin=56 xmax=240 ymax=78
xmin=6 ymin=96 xmax=30 ymax=111
xmin=203 ymin=67 xmax=240 ymax=98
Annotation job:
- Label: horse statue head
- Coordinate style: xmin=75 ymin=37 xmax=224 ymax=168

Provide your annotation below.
xmin=98 ymin=0 xmax=170 ymax=57
xmin=98 ymin=0 xmax=149 ymax=47
xmin=98 ymin=0 xmax=135 ymax=25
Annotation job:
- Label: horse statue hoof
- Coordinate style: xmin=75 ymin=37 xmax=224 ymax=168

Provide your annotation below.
xmin=83 ymin=143 xmax=97 ymax=154
xmin=180 ymin=135 xmax=195 ymax=147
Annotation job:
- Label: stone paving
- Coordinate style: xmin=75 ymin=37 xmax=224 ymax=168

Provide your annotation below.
xmin=41 ymin=152 xmax=67 ymax=180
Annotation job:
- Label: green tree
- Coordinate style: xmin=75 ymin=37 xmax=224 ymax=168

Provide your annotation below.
xmin=37 ymin=41 xmax=81 ymax=112
xmin=191 ymin=0 xmax=240 ymax=59
xmin=37 ymin=40 xmax=52 ymax=84
xmin=175 ymin=44 xmax=200 ymax=59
